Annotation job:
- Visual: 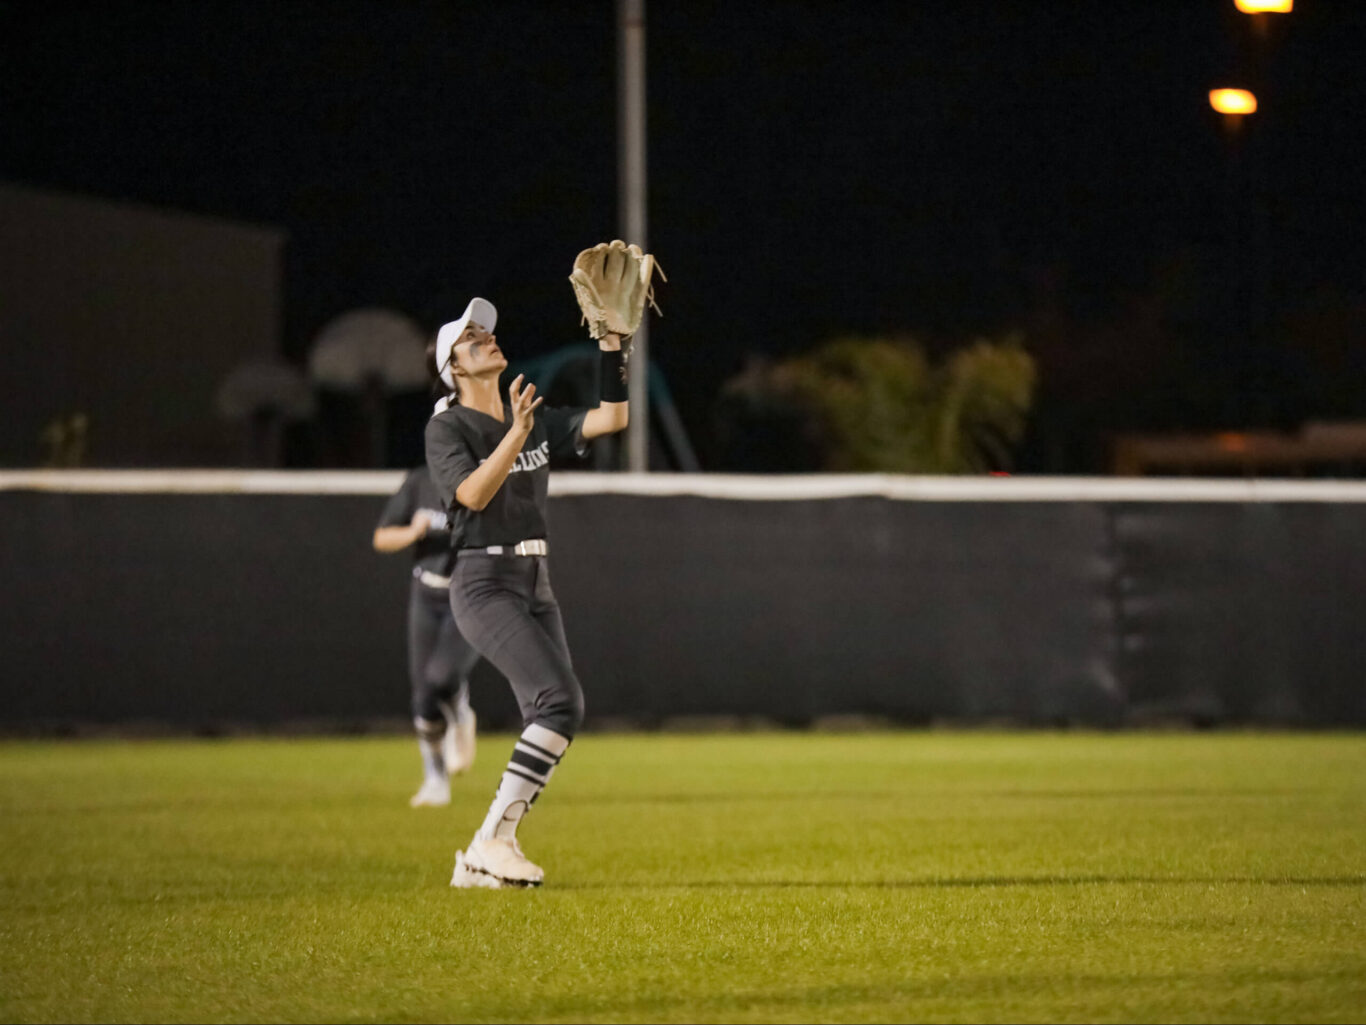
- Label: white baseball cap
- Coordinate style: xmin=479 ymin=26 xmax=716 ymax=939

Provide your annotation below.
xmin=435 ymin=297 xmax=498 ymax=389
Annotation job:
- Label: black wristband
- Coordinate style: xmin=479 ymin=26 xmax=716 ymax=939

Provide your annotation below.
xmin=600 ymin=347 xmax=629 ymax=403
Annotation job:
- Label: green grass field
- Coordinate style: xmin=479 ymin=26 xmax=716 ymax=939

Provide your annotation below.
xmin=1 ymin=731 xmax=1363 ymax=1023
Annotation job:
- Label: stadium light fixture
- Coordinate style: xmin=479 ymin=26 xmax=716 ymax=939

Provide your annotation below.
xmin=1234 ymin=0 xmax=1292 ymax=13
xmin=1210 ymin=89 xmax=1258 ymax=115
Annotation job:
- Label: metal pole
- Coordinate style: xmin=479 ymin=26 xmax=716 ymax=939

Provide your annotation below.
xmin=618 ymin=0 xmax=649 ymax=471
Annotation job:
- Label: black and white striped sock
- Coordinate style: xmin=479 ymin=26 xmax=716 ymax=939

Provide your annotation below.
xmin=477 ymin=723 xmax=571 ymax=841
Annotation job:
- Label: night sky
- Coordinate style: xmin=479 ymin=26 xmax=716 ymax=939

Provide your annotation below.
xmin=4 ymin=1 xmax=1365 ymax=471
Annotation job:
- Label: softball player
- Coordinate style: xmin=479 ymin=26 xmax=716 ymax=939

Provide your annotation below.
xmin=424 ymin=296 xmax=630 ymax=888
xmin=373 ymin=464 xmax=482 ymax=807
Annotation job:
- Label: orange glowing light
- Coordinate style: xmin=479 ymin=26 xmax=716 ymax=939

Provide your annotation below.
xmin=1234 ymin=0 xmax=1292 ymax=13
xmin=1216 ymin=432 xmax=1250 ymax=453
xmin=1210 ymin=89 xmax=1257 ymax=115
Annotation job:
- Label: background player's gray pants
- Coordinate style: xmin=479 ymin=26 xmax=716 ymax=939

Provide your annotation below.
xmin=409 ymin=578 xmax=480 ymax=724
xmin=448 ymin=553 xmax=585 ymax=739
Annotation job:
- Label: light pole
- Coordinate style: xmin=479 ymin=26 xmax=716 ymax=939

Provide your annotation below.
xmin=1210 ymin=82 xmax=1280 ymax=425
xmin=617 ymin=0 xmax=649 ymax=472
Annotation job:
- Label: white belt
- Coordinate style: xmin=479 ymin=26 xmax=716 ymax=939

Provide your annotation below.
xmin=417 ymin=570 xmax=452 ymax=588
xmin=464 ymin=539 xmax=548 ymax=557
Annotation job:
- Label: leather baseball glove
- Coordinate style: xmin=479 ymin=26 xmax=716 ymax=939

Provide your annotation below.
xmin=569 ymin=240 xmax=665 ymax=345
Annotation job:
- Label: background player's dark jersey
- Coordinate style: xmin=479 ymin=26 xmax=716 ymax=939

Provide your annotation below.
xmin=425 ymin=404 xmax=588 ymax=550
xmin=376 ymin=466 xmax=455 ymax=576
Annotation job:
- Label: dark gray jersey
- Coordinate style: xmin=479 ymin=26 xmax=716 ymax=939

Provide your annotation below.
xmin=425 ymin=403 xmax=588 ymax=550
xmin=376 ymin=466 xmax=455 ymax=575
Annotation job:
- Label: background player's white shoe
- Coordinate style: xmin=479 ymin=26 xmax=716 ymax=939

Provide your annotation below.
xmin=409 ymin=776 xmax=451 ymax=808
xmin=443 ymin=707 xmax=476 ymax=776
xmin=461 ymin=835 xmax=544 ymax=887
xmin=450 ymin=850 xmax=504 ymax=889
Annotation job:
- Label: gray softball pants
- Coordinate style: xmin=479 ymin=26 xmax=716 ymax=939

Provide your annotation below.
xmin=409 ymin=577 xmax=481 ymax=723
xmin=448 ymin=552 xmax=585 ymax=739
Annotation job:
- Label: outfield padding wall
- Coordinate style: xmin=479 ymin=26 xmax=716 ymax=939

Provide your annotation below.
xmin=2 ymin=472 xmax=1364 ymax=730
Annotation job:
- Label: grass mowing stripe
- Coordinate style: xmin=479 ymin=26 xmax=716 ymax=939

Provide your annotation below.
xmin=0 ymin=731 xmax=1362 ymax=1023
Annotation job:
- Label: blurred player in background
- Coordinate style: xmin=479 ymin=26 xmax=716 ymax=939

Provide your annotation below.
xmin=373 ymin=460 xmax=481 ymax=808
xmin=425 ymin=297 xmax=630 ymax=888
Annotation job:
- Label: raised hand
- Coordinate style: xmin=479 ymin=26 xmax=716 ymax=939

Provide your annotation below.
xmin=508 ymin=374 xmax=543 ymax=432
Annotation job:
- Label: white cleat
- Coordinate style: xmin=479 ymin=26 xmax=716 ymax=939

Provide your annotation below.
xmin=444 ymin=708 xmax=477 ymax=776
xmin=450 ymin=850 xmax=504 ymax=889
xmin=409 ymin=776 xmax=451 ymax=808
xmin=461 ymin=834 xmax=544 ymax=887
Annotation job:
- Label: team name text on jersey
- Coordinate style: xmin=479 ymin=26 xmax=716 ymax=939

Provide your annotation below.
xmin=478 ymin=440 xmax=551 ymax=475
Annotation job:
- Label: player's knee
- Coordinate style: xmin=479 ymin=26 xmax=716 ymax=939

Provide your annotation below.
xmin=537 ymin=681 xmax=585 ymax=740
xmin=422 ymin=672 xmax=460 ymax=703
xmin=566 ymin=686 xmax=586 ymax=735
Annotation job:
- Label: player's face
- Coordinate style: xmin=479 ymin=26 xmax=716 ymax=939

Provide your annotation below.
xmin=451 ymin=324 xmax=506 ymax=378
